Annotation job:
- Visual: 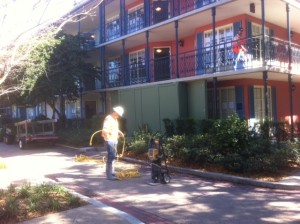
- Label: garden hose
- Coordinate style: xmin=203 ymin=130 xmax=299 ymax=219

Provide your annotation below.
xmin=89 ymin=129 xmax=126 ymax=158
xmin=88 ymin=129 xmax=141 ymax=180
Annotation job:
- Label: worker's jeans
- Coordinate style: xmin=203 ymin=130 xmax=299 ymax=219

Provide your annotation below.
xmin=105 ymin=140 xmax=117 ymax=179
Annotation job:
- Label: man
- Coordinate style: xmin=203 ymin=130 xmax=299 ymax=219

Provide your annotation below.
xmin=233 ymin=27 xmax=248 ymax=70
xmin=102 ymin=106 xmax=124 ymax=180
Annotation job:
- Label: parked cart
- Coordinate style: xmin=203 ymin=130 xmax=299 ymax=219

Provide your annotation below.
xmin=14 ymin=119 xmax=58 ymax=149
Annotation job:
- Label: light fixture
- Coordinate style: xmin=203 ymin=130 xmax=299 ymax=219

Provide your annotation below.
xmin=155 ymin=6 xmax=162 ymax=12
xmin=156 ymin=49 xmax=162 ymax=53
xmin=179 ymin=40 xmax=184 ymax=47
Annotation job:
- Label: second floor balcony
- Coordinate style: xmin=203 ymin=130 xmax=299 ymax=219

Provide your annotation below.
xmin=95 ymin=35 xmax=300 ymax=90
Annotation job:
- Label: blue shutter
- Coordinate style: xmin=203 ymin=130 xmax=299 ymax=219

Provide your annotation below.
xmin=233 ymin=21 xmax=242 ymax=36
xmin=196 ymin=32 xmax=204 ymax=75
xmin=235 ymin=86 xmax=244 ymax=118
xmin=248 ymin=86 xmax=255 ymax=118
xmin=196 ymin=0 xmax=203 ymax=8
xmin=272 ymin=86 xmax=277 ymax=121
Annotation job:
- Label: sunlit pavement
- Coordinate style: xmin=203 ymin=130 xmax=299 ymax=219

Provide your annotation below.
xmin=1 ymin=142 xmax=300 ymax=224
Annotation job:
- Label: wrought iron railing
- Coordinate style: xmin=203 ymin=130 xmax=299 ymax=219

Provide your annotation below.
xmin=127 ymin=7 xmax=145 ymax=34
xmin=98 ymin=36 xmax=300 ymax=89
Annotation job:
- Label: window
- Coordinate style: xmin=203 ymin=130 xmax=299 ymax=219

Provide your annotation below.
xmin=220 ymin=87 xmax=236 ymax=118
xmin=106 ymin=15 xmax=120 ymax=41
xmin=107 ymin=58 xmax=121 ymax=86
xmin=251 ymin=23 xmax=270 ymax=61
xmin=129 ymin=50 xmax=146 ymax=84
xmin=254 ymin=86 xmax=272 ymax=120
xmin=204 ymin=26 xmax=234 ymax=72
xmin=128 ymin=5 xmax=144 ymax=34
xmin=208 ymin=87 xmax=236 ymax=119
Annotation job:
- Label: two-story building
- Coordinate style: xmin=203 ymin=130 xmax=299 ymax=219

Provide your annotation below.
xmin=8 ymin=0 xmax=299 ymax=136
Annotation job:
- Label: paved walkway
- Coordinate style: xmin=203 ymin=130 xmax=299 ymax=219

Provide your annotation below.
xmin=1 ymin=143 xmax=300 ymax=224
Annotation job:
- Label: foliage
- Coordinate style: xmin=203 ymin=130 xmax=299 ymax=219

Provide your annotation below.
xmin=127 ymin=114 xmax=300 ymax=175
xmin=16 ymin=32 xmax=99 ymax=121
xmin=127 ymin=125 xmax=153 ymax=155
xmin=0 ymin=183 xmax=85 ymax=223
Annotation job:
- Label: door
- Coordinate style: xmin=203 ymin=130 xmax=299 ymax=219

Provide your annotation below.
xmin=154 ymin=48 xmax=170 ymax=81
xmin=85 ymin=101 xmax=96 ymax=119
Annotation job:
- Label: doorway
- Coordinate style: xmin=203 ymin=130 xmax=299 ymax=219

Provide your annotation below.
xmin=154 ymin=47 xmax=171 ymax=81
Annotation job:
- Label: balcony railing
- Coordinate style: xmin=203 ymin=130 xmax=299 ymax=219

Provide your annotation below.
xmin=97 ymin=36 xmax=300 ymax=89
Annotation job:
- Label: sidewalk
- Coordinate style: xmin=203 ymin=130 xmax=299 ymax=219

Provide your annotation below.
xmin=2 ymin=144 xmax=299 ymax=224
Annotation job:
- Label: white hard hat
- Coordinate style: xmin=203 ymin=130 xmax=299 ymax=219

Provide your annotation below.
xmin=113 ymin=106 xmax=124 ymax=117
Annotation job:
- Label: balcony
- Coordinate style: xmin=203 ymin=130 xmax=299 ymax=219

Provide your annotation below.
xmin=97 ymin=36 xmax=300 ymax=89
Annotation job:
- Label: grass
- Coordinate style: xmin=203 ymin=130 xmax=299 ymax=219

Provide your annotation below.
xmin=0 ymin=183 xmax=87 ymax=224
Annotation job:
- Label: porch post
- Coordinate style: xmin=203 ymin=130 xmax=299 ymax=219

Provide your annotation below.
xmin=99 ymin=2 xmax=105 ymax=44
xmin=212 ymin=7 xmax=216 ymax=72
xmin=144 ymin=0 xmax=150 ymax=27
xmin=286 ymin=3 xmax=295 ymax=140
xmin=145 ymin=31 xmax=150 ymax=82
xmin=213 ymin=77 xmax=218 ymax=119
xmin=120 ymin=0 xmax=125 ymax=35
xmin=122 ymin=39 xmax=126 ymax=86
xmin=175 ymin=20 xmax=179 ymax=78
xmin=263 ymin=71 xmax=269 ymax=119
xmin=261 ymin=0 xmax=266 ymax=66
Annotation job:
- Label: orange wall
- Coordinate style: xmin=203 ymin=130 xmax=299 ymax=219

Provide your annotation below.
xmin=213 ymin=78 xmax=300 ymax=122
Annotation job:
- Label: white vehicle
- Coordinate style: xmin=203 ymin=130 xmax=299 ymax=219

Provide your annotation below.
xmin=15 ymin=119 xmax=58 ymax=149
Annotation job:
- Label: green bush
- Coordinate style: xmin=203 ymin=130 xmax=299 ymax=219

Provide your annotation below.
xmin=210 ymin=113 xmax=249 ymax=155
xmin=127 ymin=125 xmax=152 ymax=155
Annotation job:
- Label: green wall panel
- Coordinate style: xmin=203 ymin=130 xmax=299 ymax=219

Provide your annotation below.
xmin=187 ymin=80 xmax=207 ymax=119
xmin=119 ymin=89 xmax=136 ymax=134
xmin=141 ymin=86 xmax=160 ymax=131
xmin=117 ymin=82 xmax=201 ymax=136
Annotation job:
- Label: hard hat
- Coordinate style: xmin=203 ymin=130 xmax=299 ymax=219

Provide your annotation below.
xmin=113 ymin=106 xmax=124 ymax=117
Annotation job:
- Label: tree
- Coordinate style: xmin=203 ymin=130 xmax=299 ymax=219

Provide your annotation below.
xmin=0 ymin=0 xmax=105 ymax=124
xmin=0 ymin=0 xmax=104 ymax=97
xmin=18 ymin=32 xmax=99 ymax=122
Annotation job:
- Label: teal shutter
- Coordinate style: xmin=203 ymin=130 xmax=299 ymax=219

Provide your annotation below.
xmin=248 ymin=86 xmax=255 ymax=118
xmin=235 ymin=86 xmax=244 ymax=118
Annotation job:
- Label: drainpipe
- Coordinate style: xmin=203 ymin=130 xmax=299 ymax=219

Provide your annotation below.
xmin=175 ymin=20 xmax=179 ymax=78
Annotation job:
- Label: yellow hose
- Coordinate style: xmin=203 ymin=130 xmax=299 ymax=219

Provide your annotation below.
xmin=88 ymin=129 xmax=140 ymax=180
xmin=89 ymin=129 xmax=126 ymax=157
